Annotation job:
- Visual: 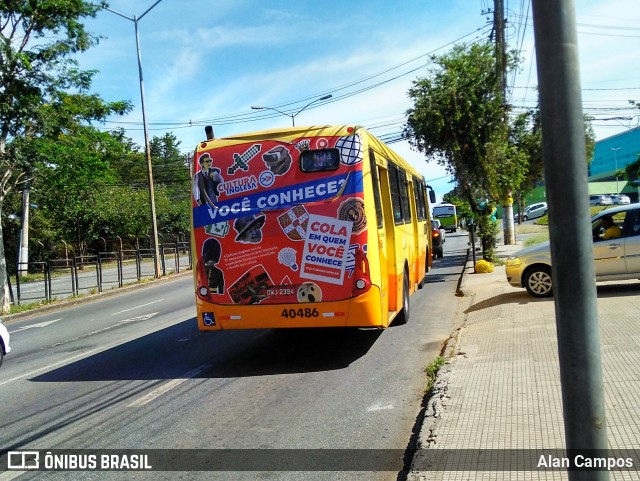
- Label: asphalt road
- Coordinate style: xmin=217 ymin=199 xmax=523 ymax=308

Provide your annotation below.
xmin=0 ymin=232 xmax=469 ymax=481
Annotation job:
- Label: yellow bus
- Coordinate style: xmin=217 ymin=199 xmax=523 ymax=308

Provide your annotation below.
xmin=191 ymin=125 xmax=436 ymax=330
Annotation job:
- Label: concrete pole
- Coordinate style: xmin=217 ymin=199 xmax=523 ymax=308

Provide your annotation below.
xmin=104 ymin=1 xmax=163 ymax=278
xmin=494 ymin=0 xmax=516 ymax=245
xmin=532 ymin=1 xmax=609 ymax=478
xmin=18 ymin=185 xmax=30 ymax=275
xmin=610 ymin=147 xmax=620 ymax=193
xmin=134 ymin=16 xmax=161 ymax=278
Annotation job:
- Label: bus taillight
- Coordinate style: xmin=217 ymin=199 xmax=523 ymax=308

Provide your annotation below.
xmin=352 ymin=248 xmax=372 ymax=295
xmin=196 ymin=259 xmax=212 ymax=301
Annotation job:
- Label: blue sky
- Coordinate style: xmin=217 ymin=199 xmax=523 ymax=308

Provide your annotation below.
xmin=77 ymin=0 xmax=640 ymax=202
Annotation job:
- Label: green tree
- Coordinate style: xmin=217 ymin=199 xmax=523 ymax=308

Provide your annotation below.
xmin=405 ymin=42 xmax=526 ymax=206
xmin=0 ymin=1 xmax=130 ymax=312
xmin=442 ymin=190 xmax=473 ymax=221
xmin=510 ymin=109 xmax=595 ymax=219
xmin=154 ymin=185 xmax=190 ymax=240
xmin=14 ymin=94 xmax=131 ymax=255
xmin=103 ymin=132 xmax=191 ymax=244
xmin=624 ymin=154 xmax=640 ymax=198
xmin=150 ymin=133 xmax=190 ymax=189
xmin=149 ymin=133 xmax=190 ymax=240
xmin=405 ymin=41 xmax=524 ymax=258
xmin=405 ymin=42 xmax=595 ymax=255
xmin=96 ymin=186 xmax=153 ymax=248
xmin=510 ymin=109 xmax=543 ymax=217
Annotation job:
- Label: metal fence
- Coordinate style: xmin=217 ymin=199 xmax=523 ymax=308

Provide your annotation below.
xmin=12 ymin=242 xmax=191 ymax=305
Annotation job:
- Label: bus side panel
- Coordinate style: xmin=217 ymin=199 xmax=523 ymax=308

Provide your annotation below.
xmin=408 ymin=179 xmax=424 ymax=287
xmin=360 ymin=142 xmax=386 ymax=324
xmin=413 ymin=180 xmax=431 ymax=281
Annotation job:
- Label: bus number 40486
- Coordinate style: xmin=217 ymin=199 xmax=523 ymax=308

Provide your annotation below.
xmin=281 ymin=308 xmax=320 ymax=318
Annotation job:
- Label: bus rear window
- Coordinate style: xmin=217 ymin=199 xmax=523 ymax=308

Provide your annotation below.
xmin=300 ymin=148 xmax=340 ymax=172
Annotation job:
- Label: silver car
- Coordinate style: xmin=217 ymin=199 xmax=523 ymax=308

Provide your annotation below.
xmin=589 ymin=194 xmax=612 ymax=206
xmin=611 ymin=194 xmax=631 ymax=205
xmin=506 ymin=204 xmax=640 ymax=297
xmin=0 ymin=318 xmax=11 ymax=367
xmin=515 ymin=202 xmax=548 ymax=221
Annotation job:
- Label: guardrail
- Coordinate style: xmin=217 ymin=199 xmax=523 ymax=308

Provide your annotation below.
xmin=12 ymin=242 xmax=191 ymax=305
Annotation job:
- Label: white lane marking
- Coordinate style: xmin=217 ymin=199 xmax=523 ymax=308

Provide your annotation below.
xmin=46 ymin=313 xmax=158 ymax=348
xmin=9 ymin=319 xmax=63 ymax=333
xmin=1 ymin=312 xmax=162 ymax=386
xmin=0 ymin=469 xmax=25 ymax=481
xmin=127 ymin=364 xmax=211 ymax=408
xmin=0 ymin=346 xmax=104 ymax=387
xmin=366 ymin=403 xmax=394 ymax=412
xmin=111 ymin=299 xmax=164 ymax=315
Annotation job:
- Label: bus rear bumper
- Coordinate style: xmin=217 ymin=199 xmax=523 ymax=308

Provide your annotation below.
xmin=196 ymin=286 xmax=384 ymax=330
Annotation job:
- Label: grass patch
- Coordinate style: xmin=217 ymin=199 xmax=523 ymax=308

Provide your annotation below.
xmin=424 ymin=356 xmax=446 ymax=394
xmin=515 ymin=223 xmax=548 ymax=234
xmin=9 ymin=299 xmax=57 ymax=314
xmin=524 ymin=232 xmax=550 ymax=246
xmin=514 ymin=205 xmax=613 ymax=247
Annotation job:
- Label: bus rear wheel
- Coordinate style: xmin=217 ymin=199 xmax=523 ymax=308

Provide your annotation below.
xmin=396 ymin=272 xmax=410 ymax=325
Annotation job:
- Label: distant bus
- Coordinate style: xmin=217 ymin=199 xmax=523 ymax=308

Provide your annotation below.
xmin=191 ymin=125 xmax=436 ymax=330
xmin=433 ymin=204 xmax=458 ymax=232
xmin=432 ymin=203 xmax=458 ymax=233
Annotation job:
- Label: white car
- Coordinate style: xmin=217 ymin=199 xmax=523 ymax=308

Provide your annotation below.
xmin=611 ymin=194 xmax=631 ymax=205
xmin=589 ymin=194 xmax=612 ymax=206
xmin=0 ymin=319 xmax=11 ymax=367
xmin=433 ymin=219 xmax=446 ymax=241
xmin=506 ymin=204 xmax=640 ymax=297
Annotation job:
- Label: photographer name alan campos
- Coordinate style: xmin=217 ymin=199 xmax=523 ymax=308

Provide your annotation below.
xmin=538 ymin=454 xmax=634 ymax=470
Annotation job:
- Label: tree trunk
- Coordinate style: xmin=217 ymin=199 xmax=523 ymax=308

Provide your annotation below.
xmin=0 ymin=201 xmax=13 ymax=313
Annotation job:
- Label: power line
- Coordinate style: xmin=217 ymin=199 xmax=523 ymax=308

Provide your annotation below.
xmin=97 ymin=24 xmax=493 ymax=131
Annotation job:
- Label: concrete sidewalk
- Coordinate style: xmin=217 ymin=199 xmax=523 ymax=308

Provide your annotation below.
xmin=409 ymin=236 xmax=640 ymax=480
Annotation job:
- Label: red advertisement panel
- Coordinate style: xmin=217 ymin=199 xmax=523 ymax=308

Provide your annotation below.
xmin=192 ymin=134 xmax=368 ymax=305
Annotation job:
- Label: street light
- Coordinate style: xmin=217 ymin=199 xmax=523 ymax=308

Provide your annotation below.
xmin=251 ymin=94 xmax=332 ymax=126
xmin=104 ymin=1 xmax=163 ymax=278
xmin=610 ymin=147 xmax=621 ymax=194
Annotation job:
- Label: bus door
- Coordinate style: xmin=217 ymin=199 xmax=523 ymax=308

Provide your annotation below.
xmin=378 ymin=162 xmax=401 ymax=312
xmin=369 ymin=150 xmax=390 ymax=315
xmin=408 ymin=179 xmax=421 ymax=281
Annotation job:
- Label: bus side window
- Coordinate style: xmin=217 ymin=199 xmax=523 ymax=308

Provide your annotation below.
xmin=369 ymin=149 xmax=384 ymax=228
xmin=399 ymin=170 xmax=411 ymax=223
xmin=388 ymin=163 xmax=404 ymax=224
xmin=414 ymin=178 xmax=426 ymax=221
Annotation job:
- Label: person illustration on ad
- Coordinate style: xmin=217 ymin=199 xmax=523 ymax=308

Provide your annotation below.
xmin=193 ymin=153 xmax=224 ymax=209
xmin=202 ymin=238 xmax=225 ymax=295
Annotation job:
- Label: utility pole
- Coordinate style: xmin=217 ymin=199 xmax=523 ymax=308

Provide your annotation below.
xmin=18 ymin=184 xmax=30 ymax=275
xmin=494 ymin=0 xmax=516 ymax=245
xmin=610 ymin=147 xmax=620 ymax=193
xmin=532 ymin=1 xmax=609 ymax=479
xmin=494 ymin=0 xmax=507 ymax=93
xmin=104 ymin=1 xmax=163 ymax=278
